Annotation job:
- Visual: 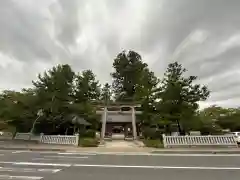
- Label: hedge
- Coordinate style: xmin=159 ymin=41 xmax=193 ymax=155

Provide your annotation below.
xmin=142 ymin=139 xmax=164 ymax=148
xmin=79 ymin=138 xmax=99 ymax=147
xmin=142 ymin=127 xmax=163 ymax=141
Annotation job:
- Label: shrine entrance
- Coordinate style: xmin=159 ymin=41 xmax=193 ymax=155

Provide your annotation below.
xmin=111 ymin=124 xmax=124 ymax=134
xmin=104 ymin=122 xmax=135 ymax=140
xmin=96 ymin=103 xmax=142 ymax=141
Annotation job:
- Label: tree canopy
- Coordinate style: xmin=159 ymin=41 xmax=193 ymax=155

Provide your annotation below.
xmin=111 ymin=50 xmax=158 ymax=102
xmin=0 ymin=50 xmax=239 ymax=137
xmin=154 ymin=62 xmax=210 ymax=134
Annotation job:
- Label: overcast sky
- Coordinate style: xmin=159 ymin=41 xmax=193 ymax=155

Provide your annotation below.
xmin=0 ymin=0 xmax=240 ymax=108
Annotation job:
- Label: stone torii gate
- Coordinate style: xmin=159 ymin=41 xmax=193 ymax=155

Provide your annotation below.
xmin=96 ymin=103 xmax=142 ymax=141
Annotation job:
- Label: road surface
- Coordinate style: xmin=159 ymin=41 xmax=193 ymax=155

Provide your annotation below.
xmin=0 ymin=149 xmax=239 ymax=179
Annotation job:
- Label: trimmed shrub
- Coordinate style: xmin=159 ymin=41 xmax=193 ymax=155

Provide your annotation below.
xmin=83 ymin=129 xmax=96 ymax=138
xmin=142 ymin=127 xmax=163 ymax=141
xmin=142 ymin=139 xmax=164 ymax=148
xmin=79 ymin=138 xmax=99 ymax=147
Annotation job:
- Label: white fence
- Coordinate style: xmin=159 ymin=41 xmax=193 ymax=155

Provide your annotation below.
xmin=14 ymin=133 xmax=32 ymax=140
xmin=40 ymin=134 xmax=79 ymax=146
xmin=0 ymin=132 xmax=13 ymax=139
xmin=0 ymin=132 xmax=39 ymax=141
xmin=13 ymin=132 xmax=79 ymax=146
xmin=162 ymin=134 xmax=238 ymax=148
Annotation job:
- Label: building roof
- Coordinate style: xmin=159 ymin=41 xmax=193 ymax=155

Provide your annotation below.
xmin=91 ymin=100 xmax=142 ymax=106
xmin=69 ymin=114 xmax=91 ymax=126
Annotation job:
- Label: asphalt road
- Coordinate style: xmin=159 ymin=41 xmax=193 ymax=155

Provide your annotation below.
xmin=0 ymin=150 xmax=239 ymax=179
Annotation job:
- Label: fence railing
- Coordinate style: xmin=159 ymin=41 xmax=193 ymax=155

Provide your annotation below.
xmin=0 ymin=132 xmax=79 ymax=146
xmin=0 ymin=132 xmax=13 ymax=139
xmin=40 ymin=134 xmax=79 ymax=146
xmin=14 ymin=133 xmax=32 ymax=140
xmin=162 ymin=134 xmax=238 ymax=148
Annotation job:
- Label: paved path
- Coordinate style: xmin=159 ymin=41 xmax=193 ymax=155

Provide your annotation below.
xmin=0 ymin=150 xmax=239 ymax=179
xmin=103 ymin=140 xmax=144 ymax=148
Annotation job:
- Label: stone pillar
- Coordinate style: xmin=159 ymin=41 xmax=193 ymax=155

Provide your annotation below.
xmin=131 ymin=106 xmax=137 ymax=140
xmin=75 ymin=133 xmax=79 ymax=146
xmin=39 ymin=133 xmax=44 ymax=143
xmin=101 ymin=107 xmax=107 ymax=140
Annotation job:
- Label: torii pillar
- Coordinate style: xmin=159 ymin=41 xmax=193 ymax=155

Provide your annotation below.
xmin=100 ymin=106 xmax=107 ymax=140
xmin=131 ymin=106 xmax=137 ymax=140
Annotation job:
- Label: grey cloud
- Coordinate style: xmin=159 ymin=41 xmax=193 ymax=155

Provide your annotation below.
xmin=138 ymin=0 xmax=240 ymax=107
xmin=207 ymin=73 xmax=240 ymax=93
xmin=141 ymin=0 xmax=240 ymax=53
xmin=52 ymin=0 xmax=83 ymax=46
xmin=180 ymin=43 xmax=240 ymax=99
xmin=0 ymin=0 xmax=58 ymax=62
xmin=192 ymin=46 xmax=240 ymax=80
xmin=1 ymin=0 xmax=240 ymax=108
xmin=210 ymin=86 xmax=240 ymax=102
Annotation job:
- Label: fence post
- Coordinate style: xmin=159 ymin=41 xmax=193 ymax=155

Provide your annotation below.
xmin=162 ymin=134 xmax=167 ymax=148
xmin=75 ymin=133 xmax=79 ymax=146
xmin=39 ymin=133 xmax=44 ymax=143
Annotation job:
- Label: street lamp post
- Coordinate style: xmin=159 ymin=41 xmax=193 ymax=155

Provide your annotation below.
xmin=29 ymin=109 xmax=44 ymax=136
xmin=72 ymin=118 xmax=78 ymax=134
xmin=72 ymin=117 xmax=82 ymax=146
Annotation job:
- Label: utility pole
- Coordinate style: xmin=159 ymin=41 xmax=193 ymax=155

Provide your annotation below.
xmin=29 ymin=109 xmax=44 ymax=138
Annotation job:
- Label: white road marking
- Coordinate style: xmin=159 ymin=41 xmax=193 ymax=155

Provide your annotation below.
xmin=39 ymin=168 xmax=61 ymax=173
xmin=59 ymin=152 xmax=97 ymax=155
xmin=0 ymin=161 xmax=71 ymax=167
xmin=14 ymin=162 xmax=71 ymax=167
xmin=65 ymin=152 xmax=153 ymax=156
xmin=73 ymin=164 xmax=240 ymax=170
xmin=12 ymin=151 xmax=62 ymax=154
xmin=66 ymin=151 xmax=240 ymax=156
xmin=12 ymin=151 xmax=31 ymax=154
xmin=0 ymin=150 xmax=15 ymax=152
xmin=0 ymin=160 xmax=238 ymax=171
xmin=32 ymin=157 xmax=88 ymax=161
xmin=44 ymin=155 xmax=89 ymax=159
xmin=32 ymin=158 xmax=55 ymax=161
xmin=0 ymin=161 xmax=18 ymax=164
xmin=0 ymin=175 xmax=43 ymax=179
xmin=10 ymin=150 xmax=240 ymax=156
xmin=145 ymin=153 xmax=240 ymax=157
xmin=0 ymin=167 xmax=61 ymax=173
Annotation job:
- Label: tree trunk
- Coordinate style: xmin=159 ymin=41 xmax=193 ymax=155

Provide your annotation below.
xmin=65 ymin=128 xmax=68 ymax=135
xmin=176 ymin=119 xmax=185 ymax=135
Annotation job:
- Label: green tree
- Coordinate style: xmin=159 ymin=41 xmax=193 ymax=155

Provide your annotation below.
xmin=110 ymin=50 xmax=159 ymax=135
xmin=75 ymin=70 xmax=101 ymax=103
xmin=202 ymin=106 xmax=240 ymax=131
xmin=0 ymin=89 xmax=38 ymax=133
xmin=155 ymin=62 xmax=210 ymax=134
xmin=218 ymin=108 xmax=240 ymax=131
xmin=32 ymin=64 xmax=75 ymax=134
xmin=111 ymin=50 xmax=158 ymax=102
xmin=175 ymin=109 xmax=223 ymax=135
xmin=73 ymin=70 xmax=101 ymax=131
xmin=100 ymin=83 xmax=112 ymax=105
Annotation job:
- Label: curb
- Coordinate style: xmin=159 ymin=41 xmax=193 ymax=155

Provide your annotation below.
xmin=0 ymin=147 xmax=67 ymax=152
xmin=2 ymin=146 xmax=240 ymax=155
xmin=151 ymin=150 xmax=240 ymax=154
